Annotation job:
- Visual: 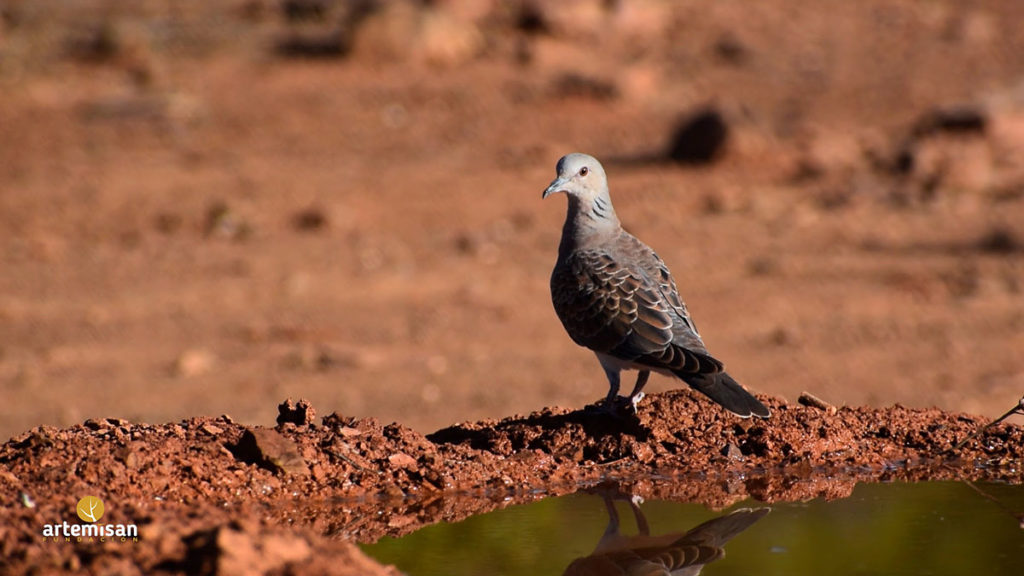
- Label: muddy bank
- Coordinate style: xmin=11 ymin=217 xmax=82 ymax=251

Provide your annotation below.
xmin=1 ymin=394 xmax=1022 ymax=574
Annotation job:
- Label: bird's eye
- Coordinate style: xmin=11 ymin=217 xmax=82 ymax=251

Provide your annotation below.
xmin=578 ymin=166 xmax=589 ymax=177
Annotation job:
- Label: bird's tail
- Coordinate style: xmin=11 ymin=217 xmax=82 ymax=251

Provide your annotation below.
xmin=677 ymin=507 xmax=771 ymax=547
xmin=677 ymin=371 xmax=771 ymax=418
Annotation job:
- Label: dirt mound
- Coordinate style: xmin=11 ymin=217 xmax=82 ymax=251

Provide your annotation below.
xmin=2 ymin=393 xmax=1022 ymax=574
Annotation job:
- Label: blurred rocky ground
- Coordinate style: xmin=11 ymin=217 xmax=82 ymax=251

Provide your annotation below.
xmin=0 ymin=0 xmax=1023 ymax=440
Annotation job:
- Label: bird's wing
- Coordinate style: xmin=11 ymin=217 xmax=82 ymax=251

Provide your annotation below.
xmin=629 ymin=237 xmax=712 ymax=354
xmin=551 ymin=240 xmax=722 ymax=375
xmin=564 ymin=545 xmax=722 ymax=576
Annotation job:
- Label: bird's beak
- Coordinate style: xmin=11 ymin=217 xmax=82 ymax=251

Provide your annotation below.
xmin=542 ymin=177 xmax=567 ymax=199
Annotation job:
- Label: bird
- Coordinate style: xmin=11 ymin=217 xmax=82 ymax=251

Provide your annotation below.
xmin=563 ymin=489 xmax=769 ymax=576
xmin=543 ymin=152 xmax=770 ymax=419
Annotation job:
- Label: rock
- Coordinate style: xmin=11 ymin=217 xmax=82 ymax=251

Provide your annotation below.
xmin=281 ymin=0 xmax=331 ymax=23
xmin=200 ymin=423 xmax=224 ymax=436
xmin=713 ymin=33 xmax=750 ymax=65
xmin=976 ymin=227 xmax=1020 ymax=255
xmin=292 ymin=206 xmax=328 ymax=231
xmin=204 ymin=201 xmax=252 ymax=241
xmin=387 ymin=452 xmax=417 ymax=470
xmin=667 ymin=107 xmax=730 ymax=165
xmin=232 ymin=428 xmax=310 ymax=476
xmin=182 ymin=523 xmax=313 ymax=576
xmin=419 ymin=8 xmax=483 ymax=67
xmin=115 ymin=445 xmax=140 ymax=469
xmin=795 ymin=131 xmax=865 ymax=181
xmin=722 ymin=442 xmax=744 ymax=461
xmin=277 ymin=398 xmax=317 ymax=427
xmin=218 ymin=526 xmax=311 ymax=576
xmin=615 ymin=0 xmax=673 ymax=42
xmin=274 ymin=0 xmax=376 ymax=59
xmin=173 ymin=349 xmax=216 ymax=378
xmin=550 ymin=73 xmax=619 ymax=101
xmin=352 ymin=2 xmax=482 ymax=67
xmin=522 ymin=0 xmax=607 ymax=40
xmin=912 ymin=105 xmax=988 ymax=138
xmin=275 ymin=30 xmax=348 ymax=59
xmin=911 ymin=134 xmax=995 ymax=194
xmin=514 ymin=1 xmax=548 ymax=35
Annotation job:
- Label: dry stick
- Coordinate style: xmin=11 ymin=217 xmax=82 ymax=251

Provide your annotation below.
xmin=581 ymin=456 xmax=630 ymax=468
xmin=328 ymin=438 xmax=378 ymax=474
xmin=949 ymin=396 xmax=1024 ymax=453
xmin=333 ymin=450 xmax=379 ymax=474
xmin=798 ymin=391 xmax=837 ymax=414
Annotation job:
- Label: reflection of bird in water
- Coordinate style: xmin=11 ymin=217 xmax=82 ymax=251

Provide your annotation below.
xmin=564 ymin=491 xmax=769 ymax=576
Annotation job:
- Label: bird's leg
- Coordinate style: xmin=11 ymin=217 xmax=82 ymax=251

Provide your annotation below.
xmin=582 ymin=360 xmax=627 ymax=416
xmin=601 ymin=495 xmax=621 ymax=538
xmin=627 ymin=495 xmax=650 ymax=536
xmin=625 ymin=370 xmax=650 ymax=412
xmin=600 ymin=362 xmax=622 ymax=407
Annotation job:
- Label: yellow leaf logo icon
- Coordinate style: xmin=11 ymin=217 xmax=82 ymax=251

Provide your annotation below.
xmin=76 ymin=496 xmax=105 ymax=523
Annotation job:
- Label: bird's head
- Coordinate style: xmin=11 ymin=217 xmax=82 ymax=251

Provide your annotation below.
xmin=542 ymin=153 xmax=609 ymax=202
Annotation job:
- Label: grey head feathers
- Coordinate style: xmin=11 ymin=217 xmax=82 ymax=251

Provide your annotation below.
xmin=543 ymin=153 xmax=621 ymax=254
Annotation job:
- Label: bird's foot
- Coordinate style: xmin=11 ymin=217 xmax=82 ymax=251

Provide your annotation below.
xmin=586 ymin=399 xmax=626 ymax=418
xmin=589 ymin=395 xmax=642 ymax=418
xmin=609 ymin=393 xmax=644 ymax=415
xmin=628 ymin=392 xmax=645 ymax=413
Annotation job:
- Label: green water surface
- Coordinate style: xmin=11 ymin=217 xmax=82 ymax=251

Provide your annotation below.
xmin=362 ymin=481 xmax=1024 ymax=575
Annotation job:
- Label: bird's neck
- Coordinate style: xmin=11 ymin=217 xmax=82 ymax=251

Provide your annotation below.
xmin=559 ymin=194 xmax=621 ymax=257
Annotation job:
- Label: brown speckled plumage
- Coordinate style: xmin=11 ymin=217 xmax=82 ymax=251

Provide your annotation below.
xmin=543 ymin=153 xmax=770 ymax=418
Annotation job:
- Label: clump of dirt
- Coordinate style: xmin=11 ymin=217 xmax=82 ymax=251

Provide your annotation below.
xmin=1 ymin=394 xmax=1021 ymax=574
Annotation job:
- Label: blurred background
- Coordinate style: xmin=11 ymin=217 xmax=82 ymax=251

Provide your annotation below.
xmin=1 ymin=0 xmax=1023 ymax=441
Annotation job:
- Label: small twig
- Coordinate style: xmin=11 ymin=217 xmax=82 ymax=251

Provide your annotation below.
xmin=331 ymin=449 xmax=377 ymax=474
xmin=798 ymin=391 xmax=837 ymax=415
xmin=581 ymin=456 xmax=630 ymax=468
xmin=949 ymin=396 xmax=1024 ymax=453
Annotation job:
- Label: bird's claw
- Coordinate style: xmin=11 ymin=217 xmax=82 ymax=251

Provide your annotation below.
xmin=589 ymin=394 xmax=644 ymax=418
xmin=628 ymin=392 xmax=645 ymax=412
